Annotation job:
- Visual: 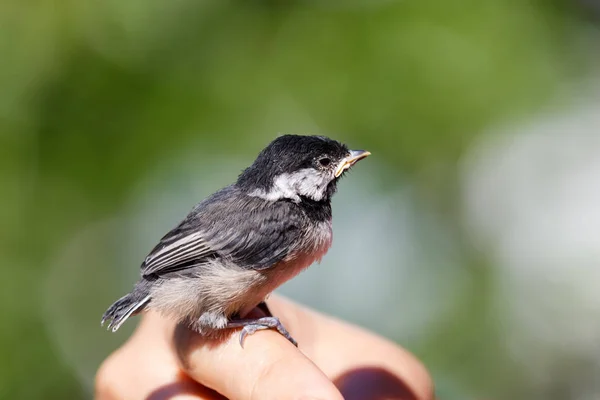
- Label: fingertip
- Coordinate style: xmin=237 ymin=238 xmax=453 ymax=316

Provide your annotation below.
xmin=248 ymin=352 xmax=343 ymax=400
xmin=173 ymin=324 xmax=342 ymax=400
xmin=409 ymin=360 xmax=435 ymax=400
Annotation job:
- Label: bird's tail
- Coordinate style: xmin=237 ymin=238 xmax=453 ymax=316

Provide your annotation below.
xmin=101 ymin=290 xmax=151 ymax=333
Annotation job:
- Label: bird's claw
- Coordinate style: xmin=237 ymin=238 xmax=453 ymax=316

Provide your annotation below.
xmin=229 ymin=316 xmax=298 ymax=348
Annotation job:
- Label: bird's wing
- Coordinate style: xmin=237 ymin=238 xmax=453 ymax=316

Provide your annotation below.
xmin=141 ymin=230 xmax=214 ymax=276
xmin=141 ymin=188 xmax=302 ymax=278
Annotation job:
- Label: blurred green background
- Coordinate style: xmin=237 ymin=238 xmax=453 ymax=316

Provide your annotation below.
xmin=3 ymin=0 xmax=600 ymax=399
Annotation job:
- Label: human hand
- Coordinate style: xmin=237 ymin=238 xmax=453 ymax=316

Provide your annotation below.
xmin=95 ymin=294 xmax=434 ymax=400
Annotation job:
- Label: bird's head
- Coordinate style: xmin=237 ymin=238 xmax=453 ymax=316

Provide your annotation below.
xmin=237 ymin=134 xmax=370 ymax=202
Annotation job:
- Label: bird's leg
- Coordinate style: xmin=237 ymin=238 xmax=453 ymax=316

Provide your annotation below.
xmin=227 ymin=303 xmax=297 ymax=348
xmin=256 ymin=301 xmax=273 ymax=317
xmin=227 ymin=317 xmax=298 ymax=347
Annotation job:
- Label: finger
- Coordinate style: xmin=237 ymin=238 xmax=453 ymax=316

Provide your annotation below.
xmin=173 ymin=319 xmax=344 ymax=400
xmin=265 ymin=295 xmax=435 ymax=400
xmin=96 ymin=314 xmax=223 ymax=400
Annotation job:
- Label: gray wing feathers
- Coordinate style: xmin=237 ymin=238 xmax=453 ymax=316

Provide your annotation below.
xmin=142 ymin=232 xmax=213 ymax=277
xmin=140 ymin=186 xmax=302 ymax=277
xmin=207 ymin=214 xmax=299 ymax=269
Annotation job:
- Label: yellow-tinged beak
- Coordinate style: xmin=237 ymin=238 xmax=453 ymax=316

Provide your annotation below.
xmin=334 ymin=149 xmax=371 ymax=177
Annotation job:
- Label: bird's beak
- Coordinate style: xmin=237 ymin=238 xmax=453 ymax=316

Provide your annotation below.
xmin=334 ymin=150 xmax=371 ymax=177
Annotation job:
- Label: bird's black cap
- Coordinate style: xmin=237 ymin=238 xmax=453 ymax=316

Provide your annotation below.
xmin=237 ymin=135 xmax=350 ymax=192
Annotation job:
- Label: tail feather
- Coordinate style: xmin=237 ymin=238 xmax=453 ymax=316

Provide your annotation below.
xmin=101 ymin=293 xmax=151 ymax=332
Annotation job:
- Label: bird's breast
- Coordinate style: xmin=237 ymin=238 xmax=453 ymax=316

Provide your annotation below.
xmin=303 ymin=219 xmax=334 ymax=263
xmin=255 ymin=220 xmax=333 ymax=301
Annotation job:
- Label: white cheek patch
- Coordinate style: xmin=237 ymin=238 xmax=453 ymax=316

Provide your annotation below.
xmin=248 ymin=168 xmax=331 ymax=202
xmin=286 ymin=168 xmax=332 ymax=201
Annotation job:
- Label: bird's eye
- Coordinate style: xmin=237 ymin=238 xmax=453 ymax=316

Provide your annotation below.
xmin=318 ymin=157 xmax=331 ymax=167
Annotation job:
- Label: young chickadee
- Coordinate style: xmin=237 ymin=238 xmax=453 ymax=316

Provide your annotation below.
xmin=101 ymin=134 xmax=370 ymax=346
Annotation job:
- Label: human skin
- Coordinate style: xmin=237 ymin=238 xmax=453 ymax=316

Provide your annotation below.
xmin=95 ymin=295 xmax=434 ymax=400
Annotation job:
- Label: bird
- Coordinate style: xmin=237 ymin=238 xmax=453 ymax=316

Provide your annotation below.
xmin=101 ymin=134 xmax=370 ymax=347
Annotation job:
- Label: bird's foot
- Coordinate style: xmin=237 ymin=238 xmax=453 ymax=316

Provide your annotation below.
xmin=227 ymin=316 xmax=298 ymax=348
